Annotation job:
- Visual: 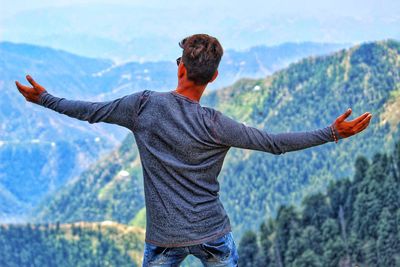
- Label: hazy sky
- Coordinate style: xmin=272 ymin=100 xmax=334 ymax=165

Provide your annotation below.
xmin=1 ymin=0 xmax=399 ymax=61
xmin=3 ymin=0 xmax=399 ymax=19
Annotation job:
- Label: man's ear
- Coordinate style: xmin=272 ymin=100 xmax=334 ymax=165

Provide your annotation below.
xmin=178 ymin=63 xmax=186 ymax=79
xmin=209 ymin=70 xmax=219 ymax=83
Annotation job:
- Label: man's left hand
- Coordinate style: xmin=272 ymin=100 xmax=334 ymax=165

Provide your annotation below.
xmin=333 ymin=108 xmax=372 ymax=139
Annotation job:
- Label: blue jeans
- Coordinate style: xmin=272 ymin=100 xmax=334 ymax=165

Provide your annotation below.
xmin=142 ymin=231 xmax=239 ymax=266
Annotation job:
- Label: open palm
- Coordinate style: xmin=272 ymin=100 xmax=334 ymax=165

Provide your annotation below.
xmin=333 ymin=108 xmax=372 ymax=139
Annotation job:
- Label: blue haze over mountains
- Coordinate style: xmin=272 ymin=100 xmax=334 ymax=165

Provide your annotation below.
xmin=2 ymin=1 xmax=399 ymax=62
xmin=0 ymin=41 xmax=347 ymax=222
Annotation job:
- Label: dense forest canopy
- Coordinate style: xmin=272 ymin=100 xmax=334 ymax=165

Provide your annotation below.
xmin=0 ymin=221 xmax=145 ymax=267
xmin=238 ymin=140 xmax=400 ymax=267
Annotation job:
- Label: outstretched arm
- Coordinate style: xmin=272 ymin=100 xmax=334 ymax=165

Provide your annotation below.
xmin=209 ymin=108 xmax=372 ymax=154
xmin=15 ymin=75 xmax=144 ymax=130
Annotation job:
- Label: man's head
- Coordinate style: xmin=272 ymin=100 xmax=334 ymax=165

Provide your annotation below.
xmin=178 ymin=34 xmax=223 ymax=85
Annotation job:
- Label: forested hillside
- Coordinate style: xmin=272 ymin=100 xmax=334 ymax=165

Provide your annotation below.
xmin=0 ymin=41 xmax=343 ymax=222
xmin=237 ymin=140 xmax=400 ymax=267
xmin=0 ymin=221 xmax=145 ymax=267
xmin=33 ymin=39 xmax=400 ymax=244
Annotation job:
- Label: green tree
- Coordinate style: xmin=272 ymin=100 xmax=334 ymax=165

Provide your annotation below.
xmin=353 ymin=156 xmax=370 ymax=185
xmin=393 ymin=141 xmax=400 ymax=181
xmin=363 ymin=239 xmax=378 ymax=266
xmin=256 ymin=219 xmax=274 ymax=267
xmin=376 ymin=208 xmax=397 ymax=266
xmin=238 ymin=230 xmax=259 ymax=267
xmin=274 ymin=205 xmax=298 ymax=265
xmin=284 ymin=224 xmax=303 ymax=266
xmin=321 ymin=219 xmax=347 ymax=267
xmin=292 ymin=249 xmax=323 ymax=267
xmin=301 ymin=193 xmax=330 ymax=231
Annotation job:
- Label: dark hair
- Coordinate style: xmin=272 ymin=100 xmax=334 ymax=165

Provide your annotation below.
xmin=179 ymin=34 xmax=223 ymax=85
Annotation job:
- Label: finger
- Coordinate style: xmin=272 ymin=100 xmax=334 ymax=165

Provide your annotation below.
xmin=353 ymin=114 xmax=372 ymax=132
xmin=16 ymin=81 xmax=27 ymax=92
xmin=355 ymin=120 xmax=371 ymax=133
xmin=15 ymin=82 xmax=28 ymax=98
xmin=349 ymin=112 xmax=371 ymax=125
xmin=26 ymin=75 xmax=40 ymax=88
xmin=15 ymin=82 xmax=24 ymax=94
xmin=15 ymin=81 xmax=32 ymax=92
xmin=358 ymin=113 xmax=372 ymax=126
xmin=336 ymin=108 xmax=352 ymax=123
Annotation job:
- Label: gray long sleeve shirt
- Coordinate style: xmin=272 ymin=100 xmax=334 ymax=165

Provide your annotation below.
xmin=38 ymin=89 xmax=336 ymax=247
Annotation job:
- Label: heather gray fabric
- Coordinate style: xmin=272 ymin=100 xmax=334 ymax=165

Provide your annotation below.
xmin=38 ymin=89 xmax=335 ymax=247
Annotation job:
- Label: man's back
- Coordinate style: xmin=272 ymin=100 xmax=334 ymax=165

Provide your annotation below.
xmin=134 ymin=90 xmax=232 ymax=247
xmin=132 ymin=89 xmax=341 ymax=247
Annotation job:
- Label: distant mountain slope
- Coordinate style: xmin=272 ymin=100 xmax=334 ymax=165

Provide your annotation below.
xmin=32 ymin=135 xmax=144 ymax=224
xmin=0 ymin=41 xmax=349 ymax=222
xmin=216 ymin=42 xmax=348 ymax=90
xmin=33 ymin=40 xmax=400 ymax=244
xmin=0 ymin=43 xmax=118 ymax=222
xmin=85 ymin=42 xmax=349 ymax=93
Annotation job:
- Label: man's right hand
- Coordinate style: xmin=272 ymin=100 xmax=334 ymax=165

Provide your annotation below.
xmin=15 ymin=75 xmax=47 ymax=104
xmin=333 ymin=108 xmax=372 ymax=139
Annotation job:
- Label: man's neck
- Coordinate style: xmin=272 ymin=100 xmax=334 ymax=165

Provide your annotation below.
xmin=174 ymin=82 xmax=207 ymax=103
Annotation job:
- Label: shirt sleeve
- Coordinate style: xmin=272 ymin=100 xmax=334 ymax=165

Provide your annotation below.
xmin=209 ymin=109 xmax=335 ymax=154
xmin=38 ymin=90 xmax=146 ymax=131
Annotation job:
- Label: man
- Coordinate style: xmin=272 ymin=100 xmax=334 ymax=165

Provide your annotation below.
xmin=16 ymin=34 xmax=372 ymax=267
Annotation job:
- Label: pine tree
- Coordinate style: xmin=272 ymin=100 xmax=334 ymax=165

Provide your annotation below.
xmin=327 ymin=178 xmax=352 ymax=220
xmin=238 ymin=230 xmax=259 ymax=267
xmin=274 ymin=205 xmax=298 ymax=265
xmin=284 ymin=224 xmax=303 ymax=267
xmin=301 ymin=193 xmax=330 ymax=230
xmin=376 ymin=208 xmax=397 ymax=266
xmin=383 ymin=156 xmax=400 ymax=213
xmin=396 ymin=209 xmax=400 ymax=266
xmin=352 ymin=155 xmax=383 ymax=240
xmin=300 ymin=226 xmax=322 ymax=255
xmin=393 ymin=141 xmax=400 ymax=182
xmin=256 ymin=220 xmax=274 ymax=267
xmin=321 ymin=217 xmax=347 ymax=266
xmin=363 ymin=239 xmax=378 ymax=266
xmin=353 ymin=156 xmax=370 ymax=185
xmin=292 ymin=249 xmax=323 ymax=267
